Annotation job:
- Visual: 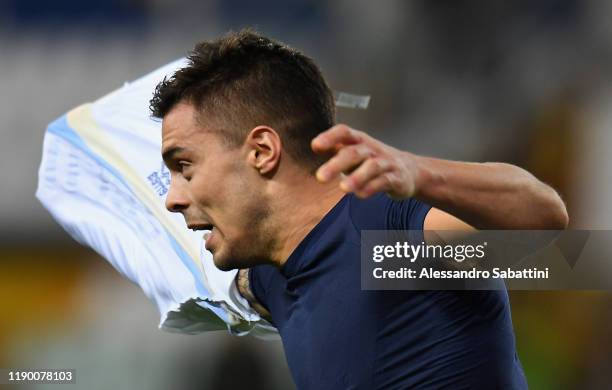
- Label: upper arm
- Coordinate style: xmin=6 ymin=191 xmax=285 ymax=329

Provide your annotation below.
xmin=423 ymin=207 xmax=476 ymax=244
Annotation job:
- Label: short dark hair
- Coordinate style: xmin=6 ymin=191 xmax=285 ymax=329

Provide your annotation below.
xmin=150 ymin=29 xmax=336 ymax=170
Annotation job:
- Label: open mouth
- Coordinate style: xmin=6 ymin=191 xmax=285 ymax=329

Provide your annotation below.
xmin=188 ymin=223 xmax=214 ymax=232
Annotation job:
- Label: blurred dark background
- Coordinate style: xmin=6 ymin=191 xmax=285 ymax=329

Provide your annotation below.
xmin=1 ymin=1 xmax=612 ymax=389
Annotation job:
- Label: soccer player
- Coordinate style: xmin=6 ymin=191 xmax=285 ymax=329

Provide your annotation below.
xmin=151 ymin=30 xmax=568 ymax=389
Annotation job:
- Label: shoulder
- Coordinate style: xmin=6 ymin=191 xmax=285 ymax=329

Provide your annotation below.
xmin=348 ymin=193 xmax=432 ymax=231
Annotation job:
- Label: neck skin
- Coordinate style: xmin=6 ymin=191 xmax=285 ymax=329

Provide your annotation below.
xmin=264 ymin=169 xmax=345 ymax=268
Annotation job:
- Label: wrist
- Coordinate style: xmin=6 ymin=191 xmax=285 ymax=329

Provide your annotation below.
xmin=409 ymin=153 xmax=427 ymax=199
xmin=410 ymin=154 xmax=443 ymax=200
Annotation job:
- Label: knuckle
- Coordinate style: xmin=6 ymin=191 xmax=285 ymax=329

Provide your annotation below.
xmin=384 ymin=172 xmax=397 ymax=185
xmin=373 ymin=158 xmax=388 ymax=171
xmin=344 ymin=146 xmax=361 ymax=160
xmin=355 ymin=168 xmax=368 ymax=183
xmin=352 ymin=129 xmax=364 ymax=138
xmin=337 ymin=124 xmax=351 ymax=136
xmin=389 ymin=154 xmax=402 ymax=167
xmin=356 ymin=145 xmax=371 ymax=158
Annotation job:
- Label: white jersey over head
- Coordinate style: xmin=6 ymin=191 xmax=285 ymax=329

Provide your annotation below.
xmin=36 ymin=59 xmax=276 ymax=337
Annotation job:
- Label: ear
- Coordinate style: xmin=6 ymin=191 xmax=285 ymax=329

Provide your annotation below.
xmin=244 ymin=126 xmax=282 ymax=175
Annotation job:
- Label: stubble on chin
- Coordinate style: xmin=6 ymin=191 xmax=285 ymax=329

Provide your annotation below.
xmin=213 ymin=199 xmax=277 ymax=271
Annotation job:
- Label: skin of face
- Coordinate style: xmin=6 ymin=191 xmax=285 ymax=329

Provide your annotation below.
xmin=161 ymin=102 xmax=274 ymax=271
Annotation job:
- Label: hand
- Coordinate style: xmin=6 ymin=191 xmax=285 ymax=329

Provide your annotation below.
xmin=311 ymin=124 xmax=419 ymax=199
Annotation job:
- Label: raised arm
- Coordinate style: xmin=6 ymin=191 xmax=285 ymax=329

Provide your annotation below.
xmin=311 ymin=124 xmax=569 ymax=231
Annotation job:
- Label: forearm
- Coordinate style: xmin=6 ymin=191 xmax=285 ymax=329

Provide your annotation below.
xmin=413 ymin=155 xmax=569 ymax=230
xmin=311 ymin=124 xmax=569 ymax=229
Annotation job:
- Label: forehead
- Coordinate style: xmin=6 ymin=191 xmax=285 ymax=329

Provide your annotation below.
xmin=161 ymin=101 xmax=232 ymax=163
xmin=161 ymin=102 xmax=202 ymax=145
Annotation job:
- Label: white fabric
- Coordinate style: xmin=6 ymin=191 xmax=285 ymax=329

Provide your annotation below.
xmin=36 ymin=59 xmax=276 ymax=337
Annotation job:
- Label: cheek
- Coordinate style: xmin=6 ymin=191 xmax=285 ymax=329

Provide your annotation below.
xmin=217 ymin=197 xmax=259 ymax=241
xmin=190 ymin=171 xmax=224 ymax=205
xmin=195 ymin=161 xmax=259 ymax=234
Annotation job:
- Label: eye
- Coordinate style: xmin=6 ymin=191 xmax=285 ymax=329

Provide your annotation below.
xmin=178 ymin=161 xmax=193 ymax=180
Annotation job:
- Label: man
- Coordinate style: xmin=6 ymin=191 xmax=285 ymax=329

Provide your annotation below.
xmin=151 ymin=30 xmax=568 ymax=389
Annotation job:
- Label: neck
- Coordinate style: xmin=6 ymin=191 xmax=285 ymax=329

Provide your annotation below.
xmin=266 ymin=174 xmax=345 ymax=268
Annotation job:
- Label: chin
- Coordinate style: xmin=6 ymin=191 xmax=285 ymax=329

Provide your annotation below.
xmin=212 ymin=247 xmax=263 ymax=271
xmin=213 ymin=259 xmax=237 ymax=271
xmin=212 ymin=251 xmax=243 ymax=271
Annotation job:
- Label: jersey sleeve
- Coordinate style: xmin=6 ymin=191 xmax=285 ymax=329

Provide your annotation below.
xmin=387 ymin=197 xmax=432 ymax=231
xmin=349 ymin=193 xmax=432 ymax=231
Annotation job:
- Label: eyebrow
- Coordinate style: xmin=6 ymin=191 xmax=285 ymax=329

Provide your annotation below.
xmin=162 ymin=146 xmax=186 ymax=165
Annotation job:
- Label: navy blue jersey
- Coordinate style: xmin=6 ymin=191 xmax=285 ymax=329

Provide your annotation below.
xmin=250 ymin=194 xmax=527 ymax=389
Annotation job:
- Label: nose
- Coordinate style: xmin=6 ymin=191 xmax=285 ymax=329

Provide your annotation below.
xmin=165 ymin=179 xmax=189 ymax=213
